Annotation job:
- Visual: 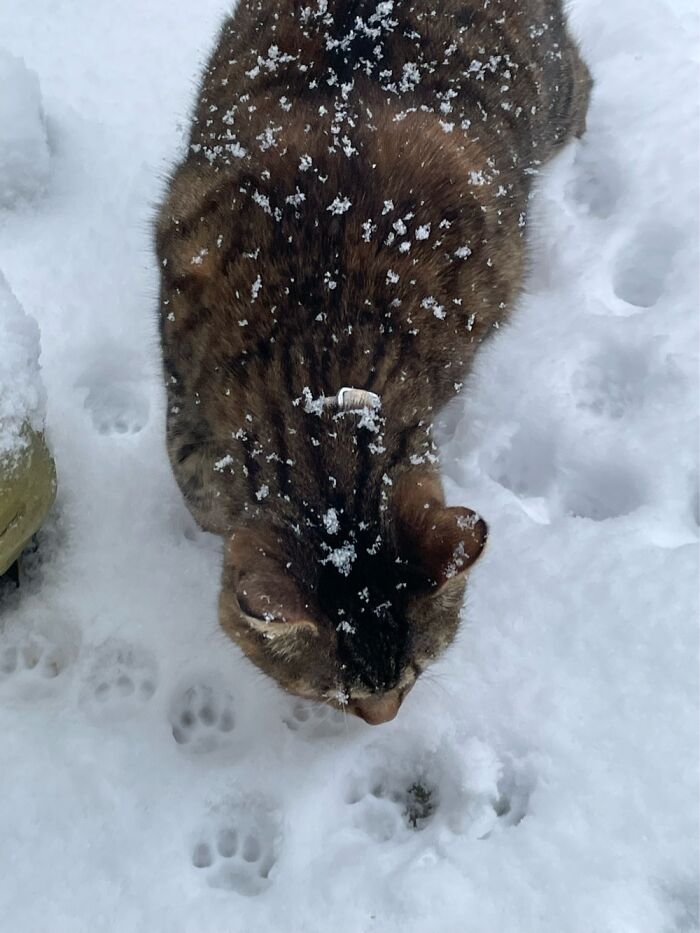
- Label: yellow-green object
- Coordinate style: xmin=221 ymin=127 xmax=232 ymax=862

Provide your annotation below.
xmin=0 ymin=427 xmax=56 ymax=576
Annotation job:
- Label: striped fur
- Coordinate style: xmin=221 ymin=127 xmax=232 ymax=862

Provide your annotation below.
xmin=155 ymin=0 xmax=591 ymax=719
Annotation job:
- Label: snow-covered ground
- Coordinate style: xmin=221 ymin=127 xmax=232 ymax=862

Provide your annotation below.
xmin=0 ymin=49 xmax=49 ymax=210
xmin=0 ymin=271 xmax=44 ymax=458
xmin=0 ymin=1 xmax=697 ymax=931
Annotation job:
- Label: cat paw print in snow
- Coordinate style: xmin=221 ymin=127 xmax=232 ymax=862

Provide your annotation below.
xmin=79 ymin=638 xmax=157 ymax=721
xmin=189 ymin=797 xmax=281 ymax=896
xmin=85 ymin=381 xmax=149 ymax=436
xmin=168 ymin=682 xmax=236 ymax=753
xmin=345 ymin=738 xmax=531 ymax=843
xmin=345 ymin=768 xmax=441 ymax=842
xmin=0 ymin=628 xmax=73 ymax=699
xmin=612 ymin=222 xmax=681 ymax=311
xmin=75 ymin=349 xmax=150 ymax=437
xmin=284 ymin=698 xmax=347 ymax=739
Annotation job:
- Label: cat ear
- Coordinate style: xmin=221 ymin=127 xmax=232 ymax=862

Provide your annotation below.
xmin=156 ymin=167 xmax=234 ymax=284
xmin=227 ymin=528 xmax=319 ymax=638
xmin=392 ymin=473 xmax=488 ymax=589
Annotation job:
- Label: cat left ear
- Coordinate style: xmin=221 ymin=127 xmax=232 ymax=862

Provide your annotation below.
xmin=226 ymin=528 xmax=319 ymax=638
xmin=392 ymin=472 xmax=488 ymax=590
xmin=156 ymin=167 xmax=234 ymax=284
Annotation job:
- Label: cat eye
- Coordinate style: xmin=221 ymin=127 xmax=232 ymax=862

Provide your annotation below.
xmin=237 ymin=592 xmax=280 ymax=623
xmin=242 ymin=610 xmax=282 ymax=625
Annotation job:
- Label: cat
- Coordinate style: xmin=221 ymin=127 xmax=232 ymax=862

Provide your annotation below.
xmin=155 ymin=0 xmax=591 ymax=724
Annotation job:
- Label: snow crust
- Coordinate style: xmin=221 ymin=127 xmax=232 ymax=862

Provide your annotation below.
xmin=0 ymin=48 xmax=49 ymax=208
xmin=0 ymin=271 xmax=43 ymax=458
xmin=0 ymin=1 xmax=697 ymax=932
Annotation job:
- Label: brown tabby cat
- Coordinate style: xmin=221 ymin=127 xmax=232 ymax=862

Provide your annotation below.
xmin=155 ymin=0 xmax=591 ymax=723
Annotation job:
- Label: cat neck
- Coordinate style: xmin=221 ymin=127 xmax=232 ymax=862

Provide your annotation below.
xmin=233 ymin=391 xmax=436 ymax=542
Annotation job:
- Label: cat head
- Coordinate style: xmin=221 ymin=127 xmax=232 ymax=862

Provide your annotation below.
xmin=219 ymin=473 xmax=487 ymax=724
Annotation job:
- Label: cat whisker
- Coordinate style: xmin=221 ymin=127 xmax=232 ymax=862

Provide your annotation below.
xmin=416 ymin=670 xmax=455 ymax=704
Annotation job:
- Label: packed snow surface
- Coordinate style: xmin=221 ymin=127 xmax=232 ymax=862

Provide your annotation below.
xmin=0 ymin=48 xmax=49 ymax=209
xmin=0 ymin=1 xmax=697 ymax=932
xmin=0 ymin=272 xmax=44 ymax=458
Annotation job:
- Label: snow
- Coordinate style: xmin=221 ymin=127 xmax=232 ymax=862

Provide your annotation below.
xmin=0 ymin=272 xmax=44 ymax=458
xmin=327 ymin=194 xmax=353 ymax=214
xmin=0 ymin=1 xmax=697 ymax=931
xmin=0 ymin=48 xmax=49 ymax=208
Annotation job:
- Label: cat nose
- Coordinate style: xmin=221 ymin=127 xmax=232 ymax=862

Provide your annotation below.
xmin=350 ymin=691 xmax=401 ymax=725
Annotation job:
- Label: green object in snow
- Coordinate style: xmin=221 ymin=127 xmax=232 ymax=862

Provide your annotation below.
xmin=0 ymin=427 xmax=56 ymax=577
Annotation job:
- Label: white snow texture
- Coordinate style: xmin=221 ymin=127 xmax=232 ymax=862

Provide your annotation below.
xmin=0 ymin=48 xmax=49 ymax=208
xmin=0 ymin=1 xmax=697 ymax=932
xmin=0 ymin=271 xmax=44 ymax=458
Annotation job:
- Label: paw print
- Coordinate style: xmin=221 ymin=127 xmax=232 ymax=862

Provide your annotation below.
xmin=572 ymin=340 xmax=684 ymax=421
xmin=79 ymin=638 xmax=157 ymax=721
xmin=284 ymin=698 xmax=346 ymax=738
xmin=75 ymin=348 xmax=151 ymax=437
xmin=0 ymin=627 xmax=74 ymax=700
xmin=557 ymin=458 xmax=646 ymax=521
xmin=190 ymin=798 xmax=281 ymax=896
xmin=344 ymin=741 xmax=533 ymax=844
xmin=346 ymin=770 xmax=440 ymax=841
xmin=169 ymin=683 xmax=236 ymax=753
xmin=485 ymin=425 xmax=557 ymax=500
xmin=0 ymin=635 xmax=62 ymax=680
xmin=85 ymin=381 xmax=150 ymax=436
xmin=612 ymin=222 xmax=680 ymax=310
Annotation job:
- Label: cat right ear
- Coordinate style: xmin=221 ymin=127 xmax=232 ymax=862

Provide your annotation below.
xmin=392 ymin=472 xmax=488 ymax=590
xmin=226 ymin=528 xmax=319 ymax=638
